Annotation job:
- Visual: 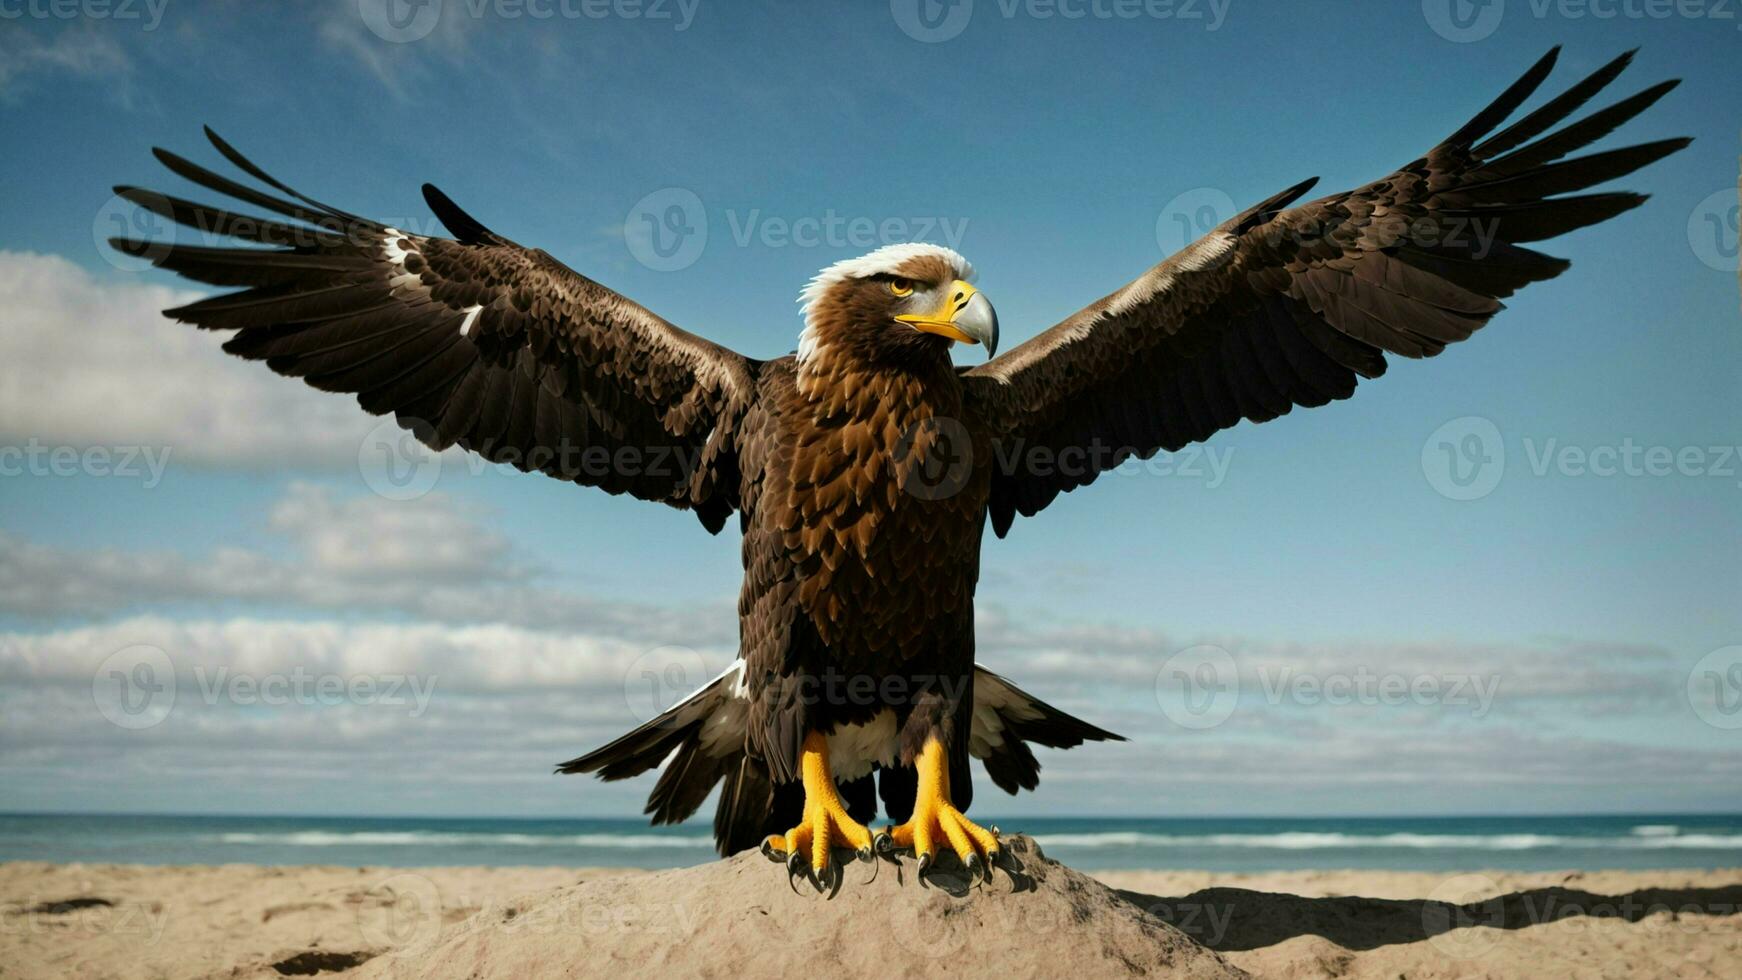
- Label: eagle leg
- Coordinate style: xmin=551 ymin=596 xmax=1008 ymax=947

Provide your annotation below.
xmin=759 ymin=731 xmax=874 ymax=891
xmin=874 ymin=736 xmax=999 ymax=881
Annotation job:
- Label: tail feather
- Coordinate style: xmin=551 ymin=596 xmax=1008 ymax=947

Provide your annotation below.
xmin=970 ymin=666 xmax=1125 ymax=796
xmin=560 ymin=661 xmax=1122 ymax=856
xmin=555 ymin=661 xmax=743 ymax=784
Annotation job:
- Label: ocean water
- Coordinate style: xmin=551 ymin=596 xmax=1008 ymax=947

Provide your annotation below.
xmin=3 ymin=813 xmax=1740 ymax=872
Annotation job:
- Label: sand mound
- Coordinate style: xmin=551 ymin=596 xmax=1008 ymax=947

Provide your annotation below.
xmin=350 ymin=836 xmax=1245 ymax=979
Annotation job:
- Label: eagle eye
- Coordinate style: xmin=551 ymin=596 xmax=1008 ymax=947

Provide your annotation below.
xmin=888 ymin=278 xmax=914 ymax=297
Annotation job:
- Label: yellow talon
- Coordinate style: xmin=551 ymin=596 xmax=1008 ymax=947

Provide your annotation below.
xmin=761 ymin=731 xmax=873 ymax=886
xmin=880 ymin=736 xmax=1000 ymax=875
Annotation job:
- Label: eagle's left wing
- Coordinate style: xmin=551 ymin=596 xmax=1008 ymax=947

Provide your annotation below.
xmin=964 ymin=48 xmax=1686 ymax=537
xmin=111 ymin=129 xmax=758 ymax=532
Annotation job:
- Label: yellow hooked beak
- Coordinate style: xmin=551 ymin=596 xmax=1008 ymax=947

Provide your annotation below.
xmin=895 ymin=280 xmax=1000 ymax=356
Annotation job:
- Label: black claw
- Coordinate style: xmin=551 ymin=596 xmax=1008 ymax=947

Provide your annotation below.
xmin=856 ymin=845 xmax=874 ymax=863
xmin=984 ymin=851 xmax=1000 ymax=882
xmin=761 ymin=840 xmax=783 ymax=863
xmin=812 ymin=866 xmax=828 ymax=893
xmin=965 ymin=854 xmax=984 ymax=881
xmin=873 ymin=831 xmax=895 ymax=855
xmin=916 ymin=853 xmax=933 ymax=875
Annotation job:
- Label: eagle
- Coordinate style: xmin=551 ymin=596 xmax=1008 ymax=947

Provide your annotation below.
xmin=114 ymin=48 xmax=1683 ymax=888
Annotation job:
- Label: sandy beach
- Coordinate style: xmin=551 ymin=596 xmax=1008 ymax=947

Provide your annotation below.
xmin=4 ymin=841 xmax=1738 ymax=979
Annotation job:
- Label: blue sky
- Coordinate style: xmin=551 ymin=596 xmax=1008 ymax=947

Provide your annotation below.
xmin=0 ymin=1 xmax=1738 ymax=820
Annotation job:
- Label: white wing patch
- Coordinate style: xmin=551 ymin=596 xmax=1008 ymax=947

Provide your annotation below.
xmin=380 ymin=229 xmax=424 ymax=294
xmin=968 ymin=666 xmax=1044 ymax=759
xmin=691 ymin=660 xmax=748 ymax=756
xmin=986 ymin=230 xmax=1237 ymax=382
xmin=1104 ymin=230 xmax=1236 ymax=318
xmin=457 ymin=303 xmax=483 ymax=337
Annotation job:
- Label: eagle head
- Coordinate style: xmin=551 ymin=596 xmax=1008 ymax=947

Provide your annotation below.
xmin=796 ymin=243 xmax=998 ymax=367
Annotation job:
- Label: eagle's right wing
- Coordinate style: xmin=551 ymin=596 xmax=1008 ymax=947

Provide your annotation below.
xmin=964 ymin=48 xmax=1685 ymax=538
xmin=113 ymin=129 xmax=759 ymax=532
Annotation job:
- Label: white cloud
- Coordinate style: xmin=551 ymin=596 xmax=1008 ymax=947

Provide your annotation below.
xmin=314 ymin=0 xmax=480 ymax=102
xmin=0 ymin=25 xmax=132 ymax=100
xmin=0 ymin=251 xmax=386 ymax=470
xmin=268 ymin=481 xmax=516 ymax=582
xmin=1 ymin=615 xmax=668 ymax=697
xmin=0 ymin=486 xmax=733 ymax=644
xmin=2 ymin=611 xmax=1734 ymax=818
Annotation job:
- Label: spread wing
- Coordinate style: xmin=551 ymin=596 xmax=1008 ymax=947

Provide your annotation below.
xmin=964 ymin=48 xmax=1686 ymax=537
xmin=112 ymin=128 xmax=758 ymax=532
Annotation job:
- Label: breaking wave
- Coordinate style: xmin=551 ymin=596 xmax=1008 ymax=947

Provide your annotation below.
xmin=216 ymin=831 xmax=713 ymax=848
xmin=1035 ymin=829 xmax=1742 ymax=851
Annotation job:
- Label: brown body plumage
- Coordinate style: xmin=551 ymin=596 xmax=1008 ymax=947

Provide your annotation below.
xmin=115 ymin=47 xmax=1684 ymax=861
